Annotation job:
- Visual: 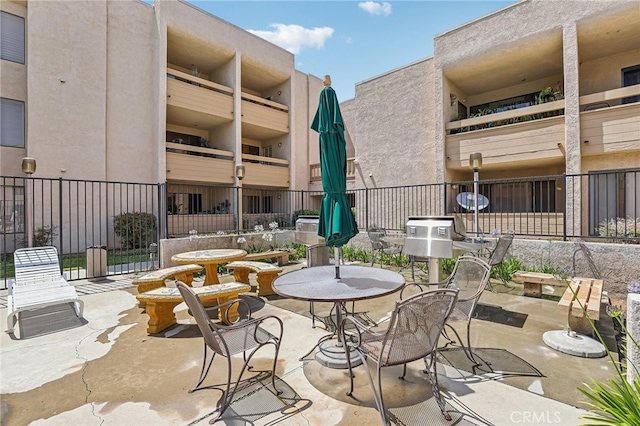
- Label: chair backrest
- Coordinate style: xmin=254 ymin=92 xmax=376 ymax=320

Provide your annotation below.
xmin=177 ymin=282 xmax=228 ymax=356
xmin=444 ymin=255 xmax=491 ymax=314
xmin=307 ymin=243 xmax=330 ymax=267
xmin=380 ymin=288 xmax=458 ymax=367
xmin=367 ymin=227 xmax=387 ymax=249
xmin=13 ymin=246 xmax=63 ymax=285
xmin=572 ymin=240 xmax=602 ymax=279
xmin=488 ymin=233 xmax=514 ymax=267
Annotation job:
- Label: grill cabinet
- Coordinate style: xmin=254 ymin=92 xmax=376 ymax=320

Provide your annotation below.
xmin=404 ymin=216 xmax=466 ymax=259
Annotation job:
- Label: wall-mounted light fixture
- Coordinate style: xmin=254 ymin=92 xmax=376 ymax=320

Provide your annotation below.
xmin=235 ymin=164 xmax=245 ymax=181
xmin=278 ymin=143 xmax=282 ymax=147
xmin=450 ymin=93 xmax=457 ymax=106
xmin=21 ymin=157 xmax=36 ymax=174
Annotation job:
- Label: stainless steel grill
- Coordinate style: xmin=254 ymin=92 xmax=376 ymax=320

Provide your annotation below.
xmin=295 ymin=216 xmax=324 ymax=245
xmin=404 ymin=216 xmax=466 ymax=259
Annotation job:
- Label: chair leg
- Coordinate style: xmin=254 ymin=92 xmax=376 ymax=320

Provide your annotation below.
xmin=189 ymin=344 xmax=217 ymax=393
xmin=424 ymin=352 xmax=452 ymax=421
xmin=441 ymin=323 xmax=482 ymax=367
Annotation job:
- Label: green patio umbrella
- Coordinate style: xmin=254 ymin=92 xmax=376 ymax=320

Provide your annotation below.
xmin=311 ymin=75 xmax=359 ymax=278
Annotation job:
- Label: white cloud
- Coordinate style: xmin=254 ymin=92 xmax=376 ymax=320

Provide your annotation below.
xmin=358 ymin=1 xmax=392 ymax=16
xmin=248 ymin=24 xmax=334 ymax=55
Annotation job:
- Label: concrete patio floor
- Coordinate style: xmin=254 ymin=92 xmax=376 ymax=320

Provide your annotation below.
xmin=0 ymin=260 xmax=618 ymax=425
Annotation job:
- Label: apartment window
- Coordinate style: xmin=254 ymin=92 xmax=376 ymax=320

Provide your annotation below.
xmin=589 ymin=169 xmax=640 ymax=236
xmin=622 ymin=65 xmax=640 ymax=104
xmin=1 ymin=11 xmax=25 ymax=64
xmin=1 ymin=98 xmax=25 ymax=147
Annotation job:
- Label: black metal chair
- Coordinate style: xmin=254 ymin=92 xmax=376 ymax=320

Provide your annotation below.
xmin=176 ymin=282 xmax=284 ymax=423
xmin=367 ymin=227 xmax=402 ymax=267
xmin=341 ymin=288 xmax=459 ymax=425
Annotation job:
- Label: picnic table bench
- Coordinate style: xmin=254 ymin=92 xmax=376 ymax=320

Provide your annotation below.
xmin=513 ymin=271 xmax=568 ymax=297
xmin=226 ymin=261 xmax=282 ymax=296
xmin=244 ymin=249 xmax=296 ymax=266
xmin=132 ymin=264 xmax=204 ymax=307
xmin=558 ymin=277 xmax=604 ymax=336
xmin=136 ymin=282 xmax=251 ymax=334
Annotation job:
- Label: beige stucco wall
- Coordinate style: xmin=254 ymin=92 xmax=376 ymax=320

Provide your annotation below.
xmin=349 ymin=58 xmax=436 ymax=189
xmin=580 ymin=48 xmax=640 ymax=98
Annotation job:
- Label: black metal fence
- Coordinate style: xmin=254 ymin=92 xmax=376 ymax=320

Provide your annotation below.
xmin=2 ymin=169 xmax=638 ymax=288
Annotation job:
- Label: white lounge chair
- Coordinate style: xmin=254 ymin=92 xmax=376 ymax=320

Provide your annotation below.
xmin=6 ymin=246 xmax=84 ymax=334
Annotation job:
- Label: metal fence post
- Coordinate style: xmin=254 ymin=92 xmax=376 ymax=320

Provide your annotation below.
xmin=562 ymin=174 xmax=567 ymax=241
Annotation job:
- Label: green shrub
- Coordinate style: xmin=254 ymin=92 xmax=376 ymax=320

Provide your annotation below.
xmin=33 ymin=225 xmax=58 ymax=247
xmin=113 ymin=212 xmax=157 ymax=249
xmin=492 ymin=257 xmax=523 ymax=282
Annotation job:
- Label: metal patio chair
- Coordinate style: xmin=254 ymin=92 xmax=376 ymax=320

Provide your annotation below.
xmin=341 ymin=288 xmax=459 ymax=425
xmin=485 ymin=233 xmax=515 ymax=292
xmin=436 ymin=255 xmax=492 ymax=366
xmin=176 ymin=282 xmax=284 ymax=423
xmin=368 ymin=227 xmax=402 ymax=267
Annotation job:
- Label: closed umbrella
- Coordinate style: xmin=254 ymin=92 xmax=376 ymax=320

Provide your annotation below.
xmin=311 ymin=75 xmax=359 ymax=278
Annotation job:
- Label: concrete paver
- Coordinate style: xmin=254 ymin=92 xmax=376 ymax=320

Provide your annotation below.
xmin=0 ymin=261 xmax=616 ymax=425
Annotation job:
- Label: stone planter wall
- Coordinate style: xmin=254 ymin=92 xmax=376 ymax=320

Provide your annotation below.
xmin=159 ymin=231 xmax=295 ymax=268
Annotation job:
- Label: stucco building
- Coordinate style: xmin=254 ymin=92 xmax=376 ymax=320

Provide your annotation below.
xmin=1 ymin=0 xmax=639 ymax=243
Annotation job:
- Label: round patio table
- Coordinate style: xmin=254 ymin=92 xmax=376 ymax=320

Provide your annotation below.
xmin=171 ymin=249 xmax=246 ymax=285
xmin=273 ymin=265 xmax=405 ymax=368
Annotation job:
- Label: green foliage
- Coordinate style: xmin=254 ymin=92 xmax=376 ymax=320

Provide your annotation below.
xmin=33 ymin=225 xmax=58 ymax=247
xmin=113 ymin=212 xmax=157 ymax=249
xmin=441 ymin=257 xmax=457 ymax=276
xmin=579 ymin=378 xmax=640 ymax=425
xmin=491 ymin=257 xmax=523 ymax=282
xmin=292 ymin=209 xmax=319 ymax=224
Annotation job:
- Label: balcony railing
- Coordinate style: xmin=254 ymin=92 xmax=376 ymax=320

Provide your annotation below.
xmin=166 ymin=142 xmax=234 ymax=184
xmin=166 ymin=68 xmax=234 ymax=123
xmin=241 ymin=92 xmax=289 ymax=136
xmin=240 ymin=154 xmax=290 ymax=188
xmin=579 ymin=85 xmax=640 ymax=155
xmin=309 ymin=157 xmax=357 ymax=183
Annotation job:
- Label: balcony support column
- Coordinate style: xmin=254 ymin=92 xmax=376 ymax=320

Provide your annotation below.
xmin=563 ymin=22 xmax=582 ymax=236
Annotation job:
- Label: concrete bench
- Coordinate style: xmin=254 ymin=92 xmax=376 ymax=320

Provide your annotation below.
xmin=226 ymin=261 xmax=283 ymax=296
xmin=513 ymin=271 xmax=567 ymax=297
xmin=132 ymin=264 xmax=204 ymax=307
xmin=558 ymin=277 xmax=604 ymax=336
xmin=136 ymin=282 xmax=251 ymax=334
xmin=243 ymin=249 xmax=296 ymax=266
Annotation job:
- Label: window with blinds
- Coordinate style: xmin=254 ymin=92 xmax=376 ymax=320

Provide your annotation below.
xmin=1 ymin=98 xmax=25 ymax=147
xmin=1 ymin=11 xmax=25 ymax=64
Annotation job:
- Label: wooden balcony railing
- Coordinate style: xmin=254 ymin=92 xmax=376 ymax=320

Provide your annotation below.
xmin=240 ymin=154 xmax=290 ymax=188
xmin=165 ymin=142 xmax=234 ymax=184
xmin=309 ymin=157 xmax=357 ymax=183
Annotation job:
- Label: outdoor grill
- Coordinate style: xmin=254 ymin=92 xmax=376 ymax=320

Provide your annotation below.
xmin=404 ymin=216 xmax=466 ymax=259
xmin=295 ymin=215 xmax=330 ymax=266
xmin=295 ymin=216 xmax=324 ymax=245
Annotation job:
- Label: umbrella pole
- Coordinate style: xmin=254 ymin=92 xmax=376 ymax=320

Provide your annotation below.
xmin=334 ymin=247 xmax=340 ymax=279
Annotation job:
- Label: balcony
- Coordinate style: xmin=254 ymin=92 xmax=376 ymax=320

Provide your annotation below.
xmin=241 ymin=93 xmax=289 ymax=139
xmin=240 ymin=154 xmax=290 ymax=188
xmin=165 ymin=142 xmax=234 ymax=184
xmin=446 ymin=100 xmax=566 ymax=170
xmin=579 ymin=85 xmax=640 ymax=156
xmin=309 ymin=158 xmax=357 ymax=183
xmin=166 ymin=68 xmax=234 ymax=128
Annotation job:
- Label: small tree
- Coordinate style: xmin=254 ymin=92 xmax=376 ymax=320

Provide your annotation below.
xmin=113 ymin=212 xmax=157 ymax=249
xmin=33 ymin=225 xmax=58 ymax=247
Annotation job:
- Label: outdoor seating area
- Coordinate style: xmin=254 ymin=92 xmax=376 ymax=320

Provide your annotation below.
xmin=0 ymin=248 xmax=623 ymax=425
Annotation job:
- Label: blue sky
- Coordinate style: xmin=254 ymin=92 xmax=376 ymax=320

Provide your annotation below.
xmin=188 ymin=1 xmax=516 ymax=100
